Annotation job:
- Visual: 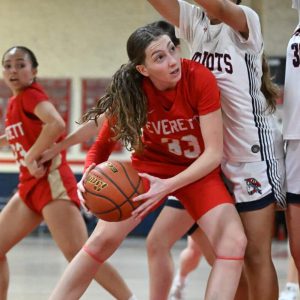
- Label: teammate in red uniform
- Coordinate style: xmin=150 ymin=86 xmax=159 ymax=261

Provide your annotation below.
xmin=47 ymin=24 xmax=246 ymax=300
xmin=0 ymin=46 xmax=135 ymax=300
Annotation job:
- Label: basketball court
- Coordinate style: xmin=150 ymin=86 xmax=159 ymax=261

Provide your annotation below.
xmin=0 ymin=1 xmax=298 ymax=300
xmin=6 ymin=231 xmax=297 ymax=300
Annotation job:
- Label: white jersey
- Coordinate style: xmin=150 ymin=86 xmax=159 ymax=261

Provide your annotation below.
xmin=177 ymin=0 xmax=284 ymax=162
xmin=283 ymin=4 xmax=300 ymax=139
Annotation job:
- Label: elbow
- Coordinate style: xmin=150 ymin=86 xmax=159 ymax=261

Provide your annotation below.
xmin=53 ymin=119 xmax=66 ymax=137
xmin=208 ymin=148 xmax=223 ymax=169
xmin=215 ymin=152 xmax=223 ymax=166
xmin=57 ymin=119 xmax=66 ymax=133
xmin=208 ymin=2 xmax=227 ymax=21
xmin=212 ymin=153 xmax=222 ymax=169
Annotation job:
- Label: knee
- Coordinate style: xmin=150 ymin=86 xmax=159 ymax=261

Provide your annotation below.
xmin=0 ymin=254 xmax=7 ymax=262
xmin=243 ymin=239 xmax=273 ymax=267
xmin=184 ymin=243 xmax=202 ymax=259
xmin=188 ymin=239 xmax=202 ymax=256
xmin=63 ymin=244 xmax=82 ymax=262
xmin=89 ymin=233 xmax=121 ymax=257
xmin=0 ymin=248 xmax=8 ymax=262
xmin=146 ymin=233 xmax=170 ymax=258
xmin=216 ymin=230 xmax=247 ymax=259
xmin=70 ymin=233 xmax=120 ymax=263
xmin=289 ymin=247 xmax=300 ymax=270
xmin=231 ymin=232 xmax=247 ymax=257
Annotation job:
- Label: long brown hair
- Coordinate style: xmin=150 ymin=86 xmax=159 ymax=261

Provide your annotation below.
xmin=261 ymin=53 xmax=279 ymax=113
xmin=81 ymin=25 xmax=166 ymax=151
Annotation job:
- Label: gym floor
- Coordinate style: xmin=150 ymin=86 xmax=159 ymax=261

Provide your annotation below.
xmin=7 ymin=233 xmax=296 ymax=300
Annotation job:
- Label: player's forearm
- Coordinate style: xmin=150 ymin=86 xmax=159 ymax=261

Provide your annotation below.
xmin=147 ymin=0 xmax=180 ymax=27
xmin=25 ymin=120 xmax=66 ymax=163
xmin=194 ymin=0 xmax=248 ymax=34
xmin=167 ymin=110 xmax=224 ymax=193
xmin=167 ymin=148 xmax=222 ymax=194
xmin=46 ymin=119 xmax=101 ymax=158
xmin=63 ymin=121 xmax=100 ymax=150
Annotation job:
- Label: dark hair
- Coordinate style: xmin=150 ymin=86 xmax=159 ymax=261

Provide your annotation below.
xmin=236 ymin=0 xmax=242 ymax=4
xmin=261 ymin=53 xmax=279 ymax=113
xmin=2 ymin=46 xmax=39 ymax=68
xmin=149 ymin=20 xmax=180 ymax=47
xmin=81 ymin=25 xmax=166 ymax=151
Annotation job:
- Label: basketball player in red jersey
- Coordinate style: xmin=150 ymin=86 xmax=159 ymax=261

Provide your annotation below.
xmin=0 ymin=46 xmax=136 ymax=300
xmin=46 ymin=24 xmax=246 ymax=300
xmin=147 ymin=1 xmax=285 ymax=299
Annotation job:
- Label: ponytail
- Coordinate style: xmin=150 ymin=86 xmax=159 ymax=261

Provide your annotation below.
xmin=261 ymin=53 xmax=279 ymax=113
xmin=81 ymin=62 xmax=148 ymax=151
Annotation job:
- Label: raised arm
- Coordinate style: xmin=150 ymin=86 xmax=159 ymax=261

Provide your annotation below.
xmin=147 ymin=0 xmax=180 ymax=27
xmin=193 ymin=0 xmax=249 ymax=37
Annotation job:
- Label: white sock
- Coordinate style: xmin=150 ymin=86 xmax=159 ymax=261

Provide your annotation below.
xmin=174 ymin=271 xmax=186 ymax=286
xmin=286 ymin=282 xmax=299 ymax=290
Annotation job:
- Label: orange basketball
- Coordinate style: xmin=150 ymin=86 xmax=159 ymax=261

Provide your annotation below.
xmin=83 ymin=160 xmax=145 ymax=222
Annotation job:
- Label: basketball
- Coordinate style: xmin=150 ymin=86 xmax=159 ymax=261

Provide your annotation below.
xmin=83 ymin=160 xmax=145 ymax=222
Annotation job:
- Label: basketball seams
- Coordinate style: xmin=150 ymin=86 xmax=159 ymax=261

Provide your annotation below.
xmin=84 ymin=190 xmax=124 ymax=211
xmin=94 ymin=203 xmax=135 ymax=220
xmin=94 ymin=164 xmax=131 ymax=201
xmin=118 ymin=162 xmax=140 ymax=190
xmin=85 ymin=187 xmax=126 ymax=221
xmin=83 ymin=160 xmax=144 ymax=222
xmin=117 ymin=162 xmax=144 ymax=209
xmin=88 ymin=163 xmax=135 ymax=219
xmin=94 ymin=162 xmax=143 ymax=209
xmin=120 ymin=164 xmax=144 ymax=197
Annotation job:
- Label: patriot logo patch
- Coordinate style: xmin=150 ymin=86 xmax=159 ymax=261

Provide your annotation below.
xmin=245 ymin=178 xmax=262 ymax=195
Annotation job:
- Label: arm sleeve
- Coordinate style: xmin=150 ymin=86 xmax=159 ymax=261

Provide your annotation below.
xmin=84 ymin=119 xmax=117 ymax=170
xmin=176 ymin=0 xmax=205 ymax=45
xmin=189 ymin=61 xmax=221 ymax=115
xmin=22 ymin=86 xmax=49 ymax=114
xmin=234 ymin=6 xmax=263 ymax=53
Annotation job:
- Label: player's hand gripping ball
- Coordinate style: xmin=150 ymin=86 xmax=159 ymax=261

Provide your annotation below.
xmin=83 ymin=161 xmax=145 ymax=222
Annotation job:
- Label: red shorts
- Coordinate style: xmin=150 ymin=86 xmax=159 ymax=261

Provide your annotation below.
xmin=141 ymin=166 xmax=233 ymax=221
xmin=18 ymin=162 xmax=80 ymax=214
xmin=172 ymin=172 xmax=233 ymax=220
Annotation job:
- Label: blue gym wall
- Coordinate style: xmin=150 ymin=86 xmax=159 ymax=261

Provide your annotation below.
xmin=0 ymin=172 xmax=161 ymax=236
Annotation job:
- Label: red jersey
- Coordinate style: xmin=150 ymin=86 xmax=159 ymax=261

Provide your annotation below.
xmin=132 ymin=59 xmax=220 ymax=176
xmin=5 ymin=82 xmax=66 ymax=182
xmin=84 ymin=60 xmax=230 ymax=220
xmin=84 ymin=119 xmax=116 ymax=170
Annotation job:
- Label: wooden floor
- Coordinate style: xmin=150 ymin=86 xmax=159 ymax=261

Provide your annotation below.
xmin=6 ymin=232 xmax=298 ymax=300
